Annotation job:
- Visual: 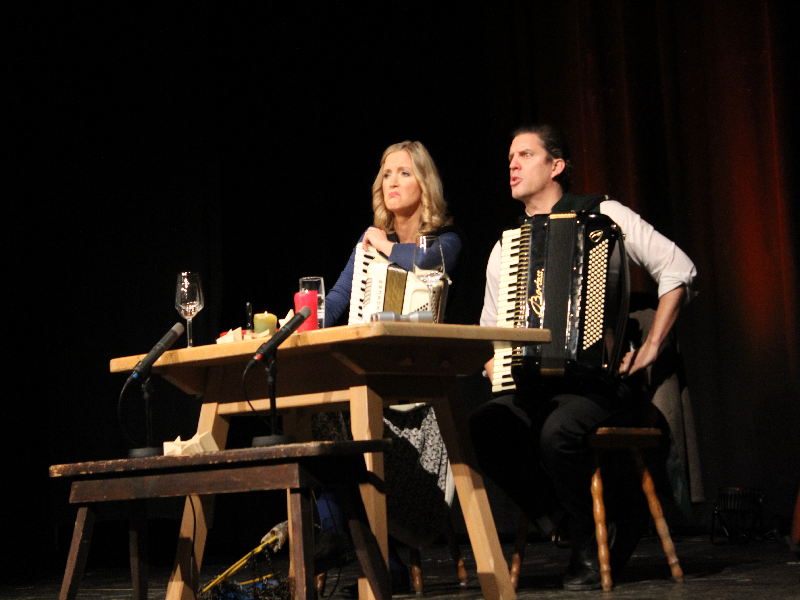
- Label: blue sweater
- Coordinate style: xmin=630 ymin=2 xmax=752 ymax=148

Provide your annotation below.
xmin=325 ymin=228 xmax=463 ymax=326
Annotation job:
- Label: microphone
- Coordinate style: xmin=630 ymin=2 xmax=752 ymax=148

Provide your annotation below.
xmin=128 ymin=323 xmax=185 ymax=383
xmin=246 ymin=306 xmax=312 ymax=371
xmin=370 ymin=311 xmax=434 ymax=323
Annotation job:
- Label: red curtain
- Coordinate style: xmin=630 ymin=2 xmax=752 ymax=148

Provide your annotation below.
xmin=510 ymin=0 xmax=798 ymax=513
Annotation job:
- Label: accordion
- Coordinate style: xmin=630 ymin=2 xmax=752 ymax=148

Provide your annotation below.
xmin=492 ymin=212 xmax=630 ymax=394
xmin=348 ymin=244 xmax=449 ymax=324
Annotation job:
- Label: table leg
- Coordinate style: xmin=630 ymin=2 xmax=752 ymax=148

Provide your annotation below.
xmin=166 ymin=374 xmax=231 ymax=600
xmin=433 ymin=377 xmax=516 ymax=600
xmin=349 ymin=385 xmax=387 ymax=600
xmin=166 ymin=495 xmax=215 ymax=600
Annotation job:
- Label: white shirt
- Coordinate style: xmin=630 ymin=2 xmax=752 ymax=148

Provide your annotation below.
xmin=480 ymin=200 xmax=697 ymax=328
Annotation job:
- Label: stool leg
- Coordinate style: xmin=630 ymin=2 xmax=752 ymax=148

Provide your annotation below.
xmin=633 ymin=450 xmax=683 ymax=582
xmin=442 ymin=510 xmax=467 ymax=587
xmin=60 ymin=505 xmax=95 ymax=600
xmin=591 ymin=459 xmax=612 ymax=592
xmin=315 ymin=572 xmax=327 ymax=597
xmin=410 ymin=547 xmax=423 ymax=594
xmin=129 ymin=501 xmax=148 ymax=600
xmin=510 ymin=512 xmax=529 ymax=591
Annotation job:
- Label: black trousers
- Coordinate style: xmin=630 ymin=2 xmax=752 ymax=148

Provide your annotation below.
xmin=469 ymin=381 xmax=658 ymax=547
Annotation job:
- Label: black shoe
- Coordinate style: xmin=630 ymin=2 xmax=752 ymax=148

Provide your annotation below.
xmin=562 ymin=539 xmax=602 ymax=591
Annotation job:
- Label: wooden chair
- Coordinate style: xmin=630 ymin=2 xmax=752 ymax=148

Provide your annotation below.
xmin=408 ymin=511 xmax=468 ymax=594
xmin=588 ymin=426 xmax=683 ymax=591
xmin=509 ymin=427 xmax=683 ymax=592
xmin=510 ymin=296 xmax=695 ymax=592
xmin=50 ymin=441 xmax=391 ymax=600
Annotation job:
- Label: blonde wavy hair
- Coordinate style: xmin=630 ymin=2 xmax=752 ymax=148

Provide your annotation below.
xmin=371 ymin=140 xmax=452 ymax=235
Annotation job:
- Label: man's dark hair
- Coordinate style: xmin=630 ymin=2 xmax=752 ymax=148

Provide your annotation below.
xmin=512 ymin=124 xmax=573 ymax=192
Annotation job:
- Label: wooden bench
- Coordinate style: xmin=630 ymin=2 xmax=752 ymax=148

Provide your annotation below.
xmin=49 ymin=440 xmax=391 ymax=600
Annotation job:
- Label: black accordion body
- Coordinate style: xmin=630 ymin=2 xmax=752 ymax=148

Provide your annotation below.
xmin=492 ymin=211 xmax=630 ymax=394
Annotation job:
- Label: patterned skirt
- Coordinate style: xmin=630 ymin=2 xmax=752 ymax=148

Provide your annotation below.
xmin=312 ymin=404 xmax=452 ymax=548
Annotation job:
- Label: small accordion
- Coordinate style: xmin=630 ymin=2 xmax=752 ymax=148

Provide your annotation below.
xmin=348 ymin=244 xmax=449 ymax=324
xmin=492 ymin=212 xmax=630 ymax=394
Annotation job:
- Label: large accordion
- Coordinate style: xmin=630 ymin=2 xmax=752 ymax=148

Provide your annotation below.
xmin=348 ymin=244 xmax=449 ymax=324
xmin=492 ymin=212 xmax=630 ymax=394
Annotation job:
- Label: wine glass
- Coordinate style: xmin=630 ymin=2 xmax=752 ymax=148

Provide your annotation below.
xmin=175 ymin=272 xmax=204 ymax=347
xmin=413 ymin=235 xmax=445 ymax=321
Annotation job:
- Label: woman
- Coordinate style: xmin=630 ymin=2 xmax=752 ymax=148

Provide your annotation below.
xmin=315 ymin=141 xmax=463 ymax=594
xmin=324 ymin=140 xmax=462 ymax=326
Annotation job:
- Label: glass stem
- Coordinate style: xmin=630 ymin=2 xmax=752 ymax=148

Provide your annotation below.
xmin=186 ymin=318 xmax=194 ymax=348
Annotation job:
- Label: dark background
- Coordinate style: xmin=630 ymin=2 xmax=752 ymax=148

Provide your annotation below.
xmin=4 ymin=1 xmax=799 ymax=577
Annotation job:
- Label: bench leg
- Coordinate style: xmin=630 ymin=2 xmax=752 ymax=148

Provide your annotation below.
xmin=129 ymin=501 xmax=148 ymax=600
xmin=60 ymin=506 xmax=95 ymax=600
xmin=288 ymin=487 xmax=315 ymax=600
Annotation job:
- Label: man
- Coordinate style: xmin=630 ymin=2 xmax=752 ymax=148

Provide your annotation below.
xmin=471 ymin=124 xmax=696 ymax=590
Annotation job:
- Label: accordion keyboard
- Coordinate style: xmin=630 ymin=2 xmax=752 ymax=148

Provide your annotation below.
xmin=493 ymin=224 xmax=530 ymax=393
xmin=348 ymin=244 xmax=388 ymax=325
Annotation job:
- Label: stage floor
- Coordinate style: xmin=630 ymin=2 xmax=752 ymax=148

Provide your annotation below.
xmin=3 ymin=535 xmax=798 ymax=599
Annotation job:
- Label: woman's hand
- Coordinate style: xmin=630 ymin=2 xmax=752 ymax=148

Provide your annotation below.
xmin=361 ymin=227 xmax=394 ymax=256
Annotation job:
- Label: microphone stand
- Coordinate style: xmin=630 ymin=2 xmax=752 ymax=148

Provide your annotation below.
xmin=129 ymin=376 xmax=164 ymax=457
xmin=252 ymin=354 xmax=295 ymax=447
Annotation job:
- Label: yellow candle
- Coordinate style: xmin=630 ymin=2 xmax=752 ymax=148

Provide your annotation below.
xmin=254 ymin=312 xmax=277 ymax=335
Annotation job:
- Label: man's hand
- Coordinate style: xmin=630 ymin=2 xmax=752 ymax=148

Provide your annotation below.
xmin=618 ymin=285 xmax=687 ymax=378
xmin=619 ymin=339 xmax=660 ymax=378
xmin=361 ymin=227 xmax=394 ymax=256
xmin=485 ymin=357 xmax=494 ymax=381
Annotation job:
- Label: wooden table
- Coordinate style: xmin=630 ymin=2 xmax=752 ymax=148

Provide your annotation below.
xmin=110 ymin=322 xmax=550 ymax=600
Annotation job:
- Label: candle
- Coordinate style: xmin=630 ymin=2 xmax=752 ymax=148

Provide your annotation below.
xmin=294 ymin=290 xmax=318 ymax=332
xmin=254 ymin=312 xmax=277 ymax=335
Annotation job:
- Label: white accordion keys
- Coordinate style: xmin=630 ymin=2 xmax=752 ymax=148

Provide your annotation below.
xmin=493 ymin=226 xmax=524 ymax=394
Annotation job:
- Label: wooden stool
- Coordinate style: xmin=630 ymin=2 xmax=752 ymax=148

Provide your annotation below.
xmin=49 ymin=441 xmax=391 ymax=600
xmin=589 ymin=427 xmax=683 ymax=591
